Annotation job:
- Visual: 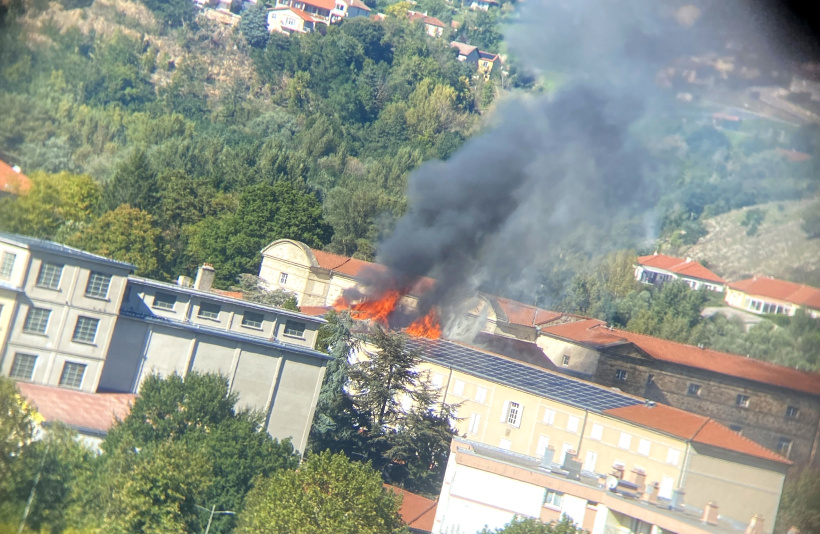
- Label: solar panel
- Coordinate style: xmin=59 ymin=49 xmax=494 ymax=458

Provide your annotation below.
xmin=407 ymin=337 xmax=641 ymax=413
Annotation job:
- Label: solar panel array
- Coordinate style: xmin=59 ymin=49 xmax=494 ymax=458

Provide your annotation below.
xmin=407 ymin=337 xmax=641 ymax=413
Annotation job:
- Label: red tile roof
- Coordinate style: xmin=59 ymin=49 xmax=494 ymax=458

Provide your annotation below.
xmin=728 ymin=277 xmax=820 ymax=310
xmin=345 ymin=0 xmax=370 ymax=11
xmin=300 ymin=0 xmax=335 ymax=11
xmin=311 ymin=249 xmax=436 ymax=296
xmin=16 ymin=382 xmax=135 ymax=434
xmin=451 ymin=41 xmax=478 ymax=56
xmin=636 ymin=253 xmax=725 ymax=284
xmin=385 ymin=484 xmax=437 ymax=532
xmin=408 ymin=11 xmax=445 ymax=27
xmin=605 ymin=403 xmax=791 ymax=465
xmin=212 ymin=289 xmax=245 ymax=299
xmin=490 ymin=296 xmax=565 ymax=327
xmin=541 ymin=320 xmax=820 ymax=396
xmin=0 ymin=159 xmax=31 ymax=195
xmin=274 ymin=6 xmax=316 ymax=21
xmin=478 ymin=51 xmax=499 ymax=61
xmin=299 ymin=305 xmax=330 ymax=317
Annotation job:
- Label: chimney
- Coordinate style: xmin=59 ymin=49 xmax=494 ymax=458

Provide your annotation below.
xmin=539 ymin=446 xmax=555 ymax=468
xmin=643 ymin=482 xmax=659 ymax=505
xmin=194 ymin=264 xmax=215 ymax=291
xmin=671 ymin=488 xmax=685 ymax=510
xmin=701 ymin=502 xmax=719 ymax=525
xmin=177 ymin=275 xmax=193 ymax=287
xmin=629 ymin=468 xmax=646 ymax=493
xmin=745 ymin=515 xmax=765 ymax=534
xmin=611 ymin=464 xmax=625 ymax=479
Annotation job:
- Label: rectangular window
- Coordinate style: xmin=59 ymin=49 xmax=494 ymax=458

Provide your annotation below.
xmin=468 ymin=413 xmax=480 ymax=434
xmin=566 ymin=415 xmax=580 ymax=434
xmin=59 ymin=362 xmax=86 ymax=389
xmin=776 ymin=437 xmax=793 ymax=458
xmin=638 ymin=439 xmax=651 ymax=456
xmin=618 ymin=432 xmax=632 ymax=450
xmin=786 ymin=405 xmax=799 ymax=419
xmin=666 ymin=448 xmax=681 ymax=465
xmin=9 ymin=353 xmax=37 ymax=380
xmin=85 ymin=272 xmax=112 ymax=299
xmin=687 ymin=383 xmax=701 ymax=396
xmin=474 ymin=386 xmax=487 ymax=404
xmin=590 ymin=423 xmax=603 ymax=440
xmin=583 ymin=450 xmax=598 ymax=473
xmin=736 ymin=394 xmax=750 ymax=408
xmin=283 ymin=319 xmax=305 ymax=337
xmin=0 ymin=251 xmax=16 ymax=280
xmin=506 ymin=401 xmax=522 ymax=426
xmin=197 ymin=302 xmax=221 ymax=320
xmin=543 ymin=408 xmax=556 ymax=425
xmin=36 ymin=262 xmax=63 ymax=290
xmin=544 ymin=491 xmax=563 ymax=508
xmin=152 ymin=292 xmax=177 ymax=311
xmin=72 ymin=316 xmax=100 ymax=344
xmin=431 ymin=373 xmax=444 ymax=389
xmin=23 ymin=308 xmax=51 ymax=335
xmin=452 ymin=379 xmax=465 ymax=396
xmin=615 ymin=369 xmax=628 ymax=381
xmin=562 ymin=354 xmax=570 ymax=366
xmin=242 ymin=311 xmax=264 ymax=329
xmin=536 ymin=435 xmax=551 ymax=457
xmin=279 ymin=272 xmax=288 ymax=285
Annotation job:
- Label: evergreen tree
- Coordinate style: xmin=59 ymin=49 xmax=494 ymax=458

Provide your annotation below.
xmin=240 ymin=2 xmax=270 ymax=49
xmin=102 ymin=149 xmax=160 ymax=214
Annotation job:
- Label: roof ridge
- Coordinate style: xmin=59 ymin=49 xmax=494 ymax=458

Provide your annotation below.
xmin=696 ymin=418 xmax=792 ymax=464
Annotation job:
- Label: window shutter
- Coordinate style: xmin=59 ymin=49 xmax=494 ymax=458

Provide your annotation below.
xmin=513 ymin=404 xmax=523 ymax=428
xmin=501 ymin=400 xmax=510 ymax=423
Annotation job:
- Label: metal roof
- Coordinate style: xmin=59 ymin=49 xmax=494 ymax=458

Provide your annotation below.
xmin=0 ymin=232 xmax=136 ymax=271
xmin=407 ymin=337 xmax=641 ymax=413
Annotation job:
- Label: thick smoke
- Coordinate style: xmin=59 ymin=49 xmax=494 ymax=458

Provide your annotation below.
xmin=370 ymin=0 xmax=791 ymax=332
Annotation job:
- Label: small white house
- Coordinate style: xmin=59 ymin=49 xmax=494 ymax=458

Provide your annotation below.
xmin=267 ymin=6 xmax=316 ymax=34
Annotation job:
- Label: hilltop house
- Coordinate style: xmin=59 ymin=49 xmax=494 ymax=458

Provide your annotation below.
xmin=0 ymin=159 xmax=30 ymax=198
xmin=268 ymin=6 xmax=316 ymax=34
xmin=634 ymin=253 xmax=726 ymax=292
xmin=725 ymin=276 xmax=820 ymax=318
xmin=469 ymin=0 xmax=498 ymax=10
xmin=451 ymin=41 xmax=479 ymax=64
xmin=330 ymin=0 xmax=370 ymax=21
xmin=477 ymin=51 xmax=500 ymax=77
xmin=275 ymin=0 xmax=334 ymax=24
xmin=408 ymin=11 xmax=445 ymax=37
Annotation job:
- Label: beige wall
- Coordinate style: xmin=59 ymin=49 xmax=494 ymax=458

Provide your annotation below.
xmin=0 ymin=289 xmax=17 ymax=353
xmin=536 ymin=336 xmax=601 ymax=376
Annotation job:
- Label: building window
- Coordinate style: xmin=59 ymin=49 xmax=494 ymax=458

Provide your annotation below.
xmin=687 ymin=383 xmax=701 ymax=396
xmin=666 ymin=448 xmax=681 ymax=465
xmin=431 ymin=373 xmax=444 ymax=389
xmin=505 ymin=401 xmax=522 ymax=426
xmin=283 ymin=319 xmax=305 ymax=337
xmin=9 ymin=353 xmax=37 ymax=380
xmin=638 ymin=439 xmax=651 ymax=456
xmin=0 ymin=251 xmax=16 ymax=280
xmin=23 ymin=308 xmax=51 ymax=335
xmin=590 ymin=423 xmax=603 ymax=440
xmin=566 ymin=415 xmax=579 ymax=434
xmin=776 ymin=437 xmax=793 ymax=458
xmin=468 ymin=413 xmax=481 ymax=434
xmin=615 ymin=369 xmax=628 ymax=381
xmin=562 ymin=355 xmax=570 ymax=366
xmin=474 ymin=386 xmax=487 ymax=404
xmin=729 ymin=424 xmax=742 ymax=434
xmin=36 ymin=262 xmax=64 ymax=290
xmin=152 ymin=292 xmax=177 ymax=311
xmin=543 ymin=408 xmax=556 ymax=425
xmin=85 ymin=272 xmax=112 ymax=299
xmin=618 ymin=432 xmax=632 ymax=450
xmin=279 ymin=272 xmax=288 ymax=285
xmin=197 ymin=302 xmax=221 ymax=320
xmin=785 ymin=406 xmax=799 ymax=419
xmin=452 ymin=379 xmax=465 ymax=396
xmin=59 ymin=362 xmax=86 ymax=389
xmin=72 ymin=316 xmax=100 ymax=344
xmin=736 ymin=394 xmax=750 ymax=408
xmin=536 ymin=435 xmax=551 ymax=457
xmin=544 ymin=491 xmax=563 ymax=509
xmin=242 ymin=311 xmax=264 ymax=329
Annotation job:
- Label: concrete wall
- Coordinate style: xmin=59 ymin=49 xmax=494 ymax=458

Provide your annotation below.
xmin=536 ymin=336 xmax=600 ymax=376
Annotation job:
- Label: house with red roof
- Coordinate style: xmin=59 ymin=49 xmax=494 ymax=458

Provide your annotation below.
xmin=477 ymin=50 xmax=500 ymax=78
xmin=274 ymin=0 xmax=334 ymax=24
xmin=330 ymin=0 xmax=370 ymax=22
xmin=725 ymin=276 xmax=820 ymax=318
xmin=469 ymin=0 xmax=498 ymax=11
xmin=385 ymin=485 xmax=437 ymax=533
xmin=407 ymin=11 xmax=445 ymax=37
xmin=635 ymin=252 xmax=726 ymax=292
xmin=0 ymin=158 xmax=31 ymax=198
xmin=537 ymin=319 xmax=820 ymax=472
xmin=268 ymin=6 xmax=316 ymax=34
xmin=450 ymin=41 xmax=479 ymax=64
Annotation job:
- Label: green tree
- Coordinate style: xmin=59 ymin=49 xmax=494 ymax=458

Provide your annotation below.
xmin=66 ymin=205 xmax=165 ymax=277
xmin=102 ymin=149 xmax=160 ymax=214
xmin=240 ymin=1 xmax=270 ymax=49
xmin=478 ymin=515 xmax=586 ymax=534
xmin=0 ymin=376 xmax=34 ymax=491
xmin=140 ymin=0 xmax=195 ymax=27
xmin=778 ymin=468 xmax=820 ymax=534
xmin=237 ymin=451 xmax=408 ymax=534
xmin=233 ymin=274 xmax=299 ymax=310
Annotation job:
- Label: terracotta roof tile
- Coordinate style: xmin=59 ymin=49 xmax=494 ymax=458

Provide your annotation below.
xmin=280 ymin=6 xmax=316 ymax=21
xmin=540 ymin=319 xmax=623 ymax=346
xmin=605 ymin=404 xmax=791 ymax=464
xmin=17 ymin=382 xmax=135 ymax=434
xmin=299 ymin=305 xmax=330 ymax=317
xmin=636 ymin=254 xmax=725 ymax=284
xmin=385 ymin=484 xmax=437 ymax=531
xmin=300 ymin=0 xmax=335 ymax=11
xmin=212 ymin=289 xmax=245 ymax=299
xmin=728 ymin=277 xmax=820 ymax=310
xmin=345 ymin=0 xmax=370 ymax=11
xmin=0 ymin=159 xmax=31 ymax=195
xmin=478 ymin=51 xmax=499 ymax=61
xmin=408 ymin=11 xmax=444 ymax=27
xmin=311 ymin=249 xmax=435 ymax=296
xmin=450 ymin=41 xmax=478 ymax=55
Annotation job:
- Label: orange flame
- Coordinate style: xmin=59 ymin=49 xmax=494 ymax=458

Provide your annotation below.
xmin=406 ymin=308 xmax=442 ymax=339
xmin=335 ymin=290 xmax=402 ymax=326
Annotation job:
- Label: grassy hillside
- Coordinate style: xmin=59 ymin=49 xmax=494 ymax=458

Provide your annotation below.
xmin=679 ymin=197 xmax=820 ymax=286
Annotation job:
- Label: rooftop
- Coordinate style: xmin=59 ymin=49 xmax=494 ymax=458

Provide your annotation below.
xmin=298 ymin=0 xmax=336 ymax=11
xmin=478 ymin=51 xmax=499 ymax=61
xmin=17 ymin=382 xmax=135 ymax=436
xmin=0 ymin=232 xmax=136 ymax=271
xmin=343 ymin=0 xmax=371 ymax=11
xmin=408 ymin=11 xmax=445 ymax=27
xmin=450 ymin=41 xmax=478 ymax=56
xmin=728 ymin=276 xmax=820 ymax=310
xmin=637 ymin=253 xmax=725 ymax=284
xmin=311 ymin=248 xmax=436 ymax=296
xmin=0 ymin=159 xmax=31 ymax=195
xmin=384 ymin=485 xmax=437 ymax=532
xmin=272 ymin=6 xmax=316 ymax=21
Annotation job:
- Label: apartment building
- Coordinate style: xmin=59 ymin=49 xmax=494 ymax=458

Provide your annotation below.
xmin=364 ymin=337 xmax=791 ymax=532
xmin=0 ymin=233 xmax=134 ymax=393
